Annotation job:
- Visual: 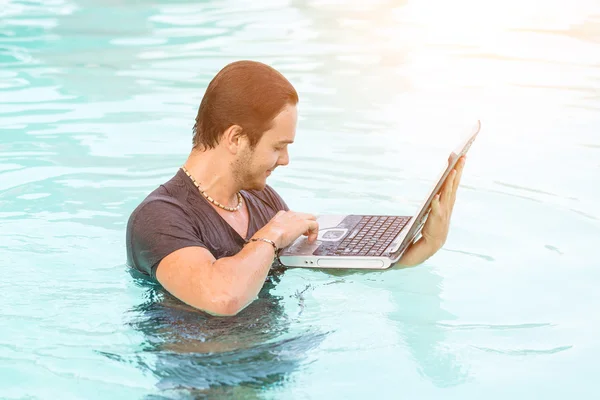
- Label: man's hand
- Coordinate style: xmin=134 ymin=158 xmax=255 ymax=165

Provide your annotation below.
xmin=421 ymin=155 xmax=466 ymax=249
xmin=256 ymin=211 xmax=319 ymax=249
xmin=397 ymin=155 xmax=467 ymax=267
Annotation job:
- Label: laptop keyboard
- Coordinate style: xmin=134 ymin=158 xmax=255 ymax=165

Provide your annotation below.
xmin=313 ymin=216 xmax=412 ymax=257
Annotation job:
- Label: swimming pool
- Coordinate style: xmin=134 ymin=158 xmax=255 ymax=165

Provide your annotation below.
xmin=1 ymin=0 xmax=599 ymax=398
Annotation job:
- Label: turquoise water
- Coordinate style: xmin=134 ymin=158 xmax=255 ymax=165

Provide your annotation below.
xmin=1 ymin=0 xmax=600 ymax=398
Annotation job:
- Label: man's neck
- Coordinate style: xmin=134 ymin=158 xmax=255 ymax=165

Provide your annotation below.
xmin=183 ymin=148 xmax=240 ymax=207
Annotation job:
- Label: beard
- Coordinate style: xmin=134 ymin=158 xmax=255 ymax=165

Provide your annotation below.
xmin=232 ymin=148 xmax=269 ymax=191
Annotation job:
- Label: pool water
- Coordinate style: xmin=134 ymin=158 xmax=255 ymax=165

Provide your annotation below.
xmin=1 ymin=0 xmax=600 ymax=398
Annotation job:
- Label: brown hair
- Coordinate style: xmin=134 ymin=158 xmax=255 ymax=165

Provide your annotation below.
xmin=192 ymin=60 xmax=299 ymax=149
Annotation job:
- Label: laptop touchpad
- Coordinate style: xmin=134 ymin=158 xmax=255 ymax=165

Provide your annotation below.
xmin=318 ymin=229 xmax=348 ymax=241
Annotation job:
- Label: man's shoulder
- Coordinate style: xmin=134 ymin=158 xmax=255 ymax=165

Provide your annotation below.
xmin=127 ymin=175 xmax=192 ymax=230
xmin=125 ymin=181 xmax=203 ymax=277
xmin=129 ymin=189 xmax=174 ymax=219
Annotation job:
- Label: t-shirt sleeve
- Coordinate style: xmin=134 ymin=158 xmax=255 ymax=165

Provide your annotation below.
xmin=126 ymin=199 xmax=208 ymax=278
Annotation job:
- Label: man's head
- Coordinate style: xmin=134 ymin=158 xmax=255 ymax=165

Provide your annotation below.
xmin=193 ymin=60 xmax=299 ymax=191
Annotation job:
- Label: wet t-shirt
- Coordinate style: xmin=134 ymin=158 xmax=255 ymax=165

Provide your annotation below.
xmin=126 ymin=168 xmax=289 ymax=279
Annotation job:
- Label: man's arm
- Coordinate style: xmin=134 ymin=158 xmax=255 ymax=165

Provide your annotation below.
xmin=396 ymin=156 xmax=467 ymax=267
xmin=156 ymin=211 xmax=318 ymax=316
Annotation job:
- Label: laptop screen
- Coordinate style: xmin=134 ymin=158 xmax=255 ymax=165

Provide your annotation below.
xmin=390 ymin=120 xmax=481 ymax=255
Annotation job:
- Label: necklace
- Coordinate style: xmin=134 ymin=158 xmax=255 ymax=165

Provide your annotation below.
xmin=181 ymin=166 xmax=243 ymax=212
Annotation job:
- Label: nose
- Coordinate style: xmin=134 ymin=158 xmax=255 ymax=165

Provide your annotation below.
xmin=278 ymin=148 xmax=290 ymax=166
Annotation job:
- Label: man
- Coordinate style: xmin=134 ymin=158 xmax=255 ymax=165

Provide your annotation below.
xmin=126 ymin=60 xmax=466 ymax=317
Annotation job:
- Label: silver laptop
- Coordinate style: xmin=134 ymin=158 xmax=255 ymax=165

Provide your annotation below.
xmin=278 ymin=121 xmax=481 ymax=270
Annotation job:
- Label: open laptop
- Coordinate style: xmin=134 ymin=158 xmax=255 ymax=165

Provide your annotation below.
xmin=278 ymin=120 xmax=481 ymax=270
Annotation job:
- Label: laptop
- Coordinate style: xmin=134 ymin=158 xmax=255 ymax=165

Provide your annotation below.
xmin=278 ymin=120 xmax=481 ymax=270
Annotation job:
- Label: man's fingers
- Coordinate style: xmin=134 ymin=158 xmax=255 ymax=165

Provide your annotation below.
xmin=307 ymin=232 xmax=319 ymax=243
xmin=450 ymin=157 xmax=466 ymax=206
xmin=305 ymin=220 xmax=319 ymax=242
xmin=452 ymin=157 xmax=466 ymax=192
xmin=431 ymin=194 xmax=442 ymax=216
xmin=274 ymin=211 xmax=316 ymax=222
xmin=302 ymin=220 xmax=319 ymax=234
xmin=440 ymin=169 xmax=456 ymax=205
xmin=295 ymin=212 xmax=317 ymax=221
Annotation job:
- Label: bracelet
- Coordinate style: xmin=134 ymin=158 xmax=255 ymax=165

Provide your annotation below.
xmin=249 ymin=238 xmax=278 ymax=253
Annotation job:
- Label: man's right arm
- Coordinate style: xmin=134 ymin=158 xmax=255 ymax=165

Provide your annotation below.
xmin=155 ymin=211 xmax=318 ymax=316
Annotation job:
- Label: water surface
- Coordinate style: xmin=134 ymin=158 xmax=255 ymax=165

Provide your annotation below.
xmin=1 ymin=0 xmax=600 ymax=398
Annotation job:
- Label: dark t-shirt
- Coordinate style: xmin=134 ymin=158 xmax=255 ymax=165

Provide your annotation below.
xmin=126 ymin=168 xmax=289 ymax=279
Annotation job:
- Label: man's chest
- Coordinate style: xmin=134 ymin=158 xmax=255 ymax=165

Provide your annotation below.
xmin=213 ymin=204 xmax=251 ymax=239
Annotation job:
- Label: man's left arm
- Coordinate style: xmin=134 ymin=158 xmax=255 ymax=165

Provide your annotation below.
xmin=396 ymin=156 xmax=467 ymax=267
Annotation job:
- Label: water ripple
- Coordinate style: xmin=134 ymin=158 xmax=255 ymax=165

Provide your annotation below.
xmin=473 ymin=345 xmax=573 ymax=356
xmin=2 ymin=0 xmax=600 ymax=398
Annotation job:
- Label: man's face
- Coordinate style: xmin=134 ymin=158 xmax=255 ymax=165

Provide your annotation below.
xmin=233 ymin=104 xmax=297 ymax=191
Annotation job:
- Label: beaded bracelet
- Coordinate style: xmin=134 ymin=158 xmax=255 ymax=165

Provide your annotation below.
xmin=249 ymin=238 xmax=278 ymax=253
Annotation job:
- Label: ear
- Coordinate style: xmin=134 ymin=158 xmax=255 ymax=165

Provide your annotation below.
xmin=221 ymin=125 xmax=246 ymax=154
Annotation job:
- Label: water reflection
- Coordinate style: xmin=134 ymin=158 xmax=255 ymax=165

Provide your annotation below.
xmin=3 ymin=0 xmax=600 ymax=397
xmin=323 ymin=265 xmax=468 ymax=388
xmin=386 ymin=269 xmax=468 ymax=387
xmin=120 ymin=267 xmax=327 ymax=398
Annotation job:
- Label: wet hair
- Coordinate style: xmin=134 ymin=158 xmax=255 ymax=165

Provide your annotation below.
xmin=192 ymin=60 xmax=299 ymax=149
